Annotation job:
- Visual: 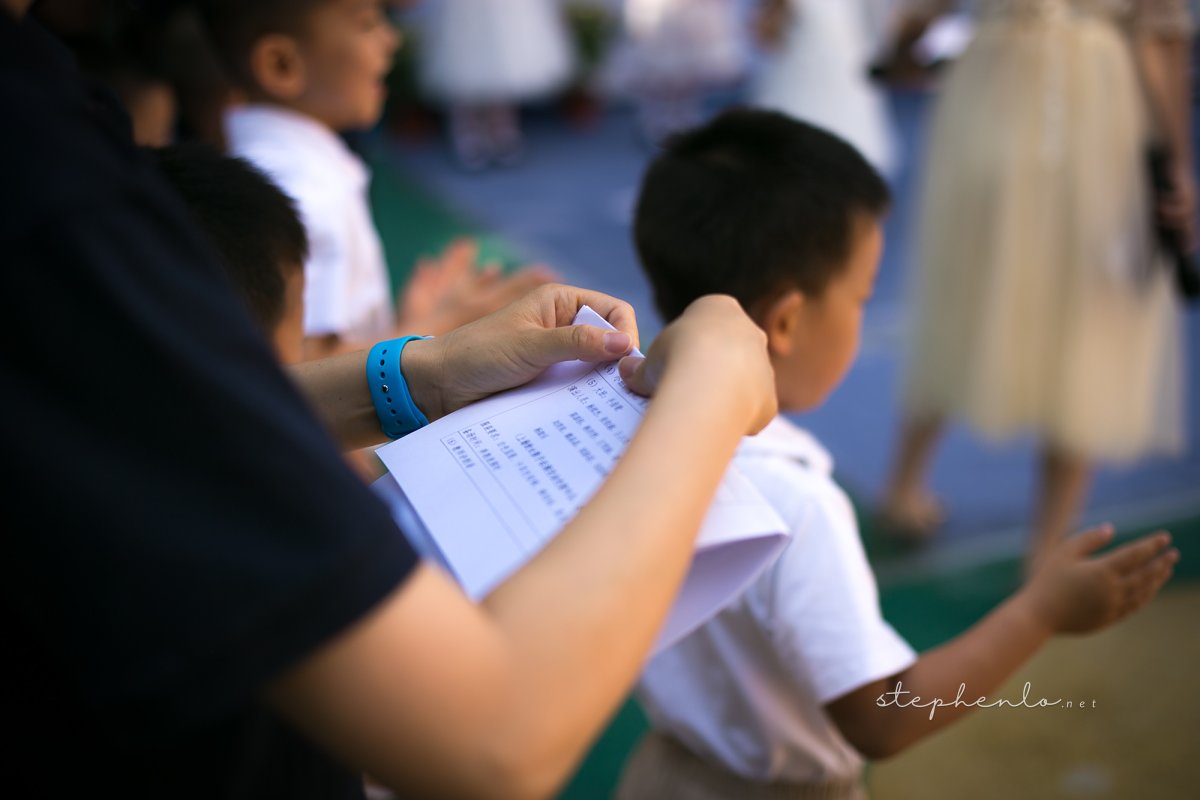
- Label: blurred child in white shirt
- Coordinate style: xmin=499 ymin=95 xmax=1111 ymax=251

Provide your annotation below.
xmin=204 ymin=0 xmax=553 ymax=360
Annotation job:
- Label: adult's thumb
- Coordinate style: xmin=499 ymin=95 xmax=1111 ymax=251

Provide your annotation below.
xmin=528 ymin=324 xmax=633 ymax=367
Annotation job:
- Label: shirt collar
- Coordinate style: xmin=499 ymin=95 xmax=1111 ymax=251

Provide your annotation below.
xmin=224 ymin=103 xmax=369 ymax=188
xmin=737 ymin=415 xmax=834 ymax=475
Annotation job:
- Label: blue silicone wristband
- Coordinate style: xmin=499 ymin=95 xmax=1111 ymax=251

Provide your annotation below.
xmin=367 ymin=336 xmax=432 ymax=439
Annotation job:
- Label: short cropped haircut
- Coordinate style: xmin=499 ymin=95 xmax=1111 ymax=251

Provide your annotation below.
xmin=200 ymin=0 xmax=328 ymax=89
xmin=635 ymin=108 xmax=891 ymax=322
xmin=153 ymin=143 xmax=308 ymax=331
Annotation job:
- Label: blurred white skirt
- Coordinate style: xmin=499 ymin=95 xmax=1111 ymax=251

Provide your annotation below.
xmin=751 ymin=0 xmax=897 ymax=175
xmin=902 ymin=14 xmax=1185 ymax=462
xmin=603 ymin=0 xmax=744 ymax=93
xmin=420 ymin=0 xmax=574 ymax=103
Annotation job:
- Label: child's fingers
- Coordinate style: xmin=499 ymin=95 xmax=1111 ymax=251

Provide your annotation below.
xmin=506 ymin=267 xmax=556 ymax=294
xmin=443 ymin=237 xmax=479 ymax=264
xmin=471 ymin=263 xmax=503 ymax=291
xmin=1118 ymin=548 xmax=1179 ymax=618
xmin=1117 ymin=554 xmax=1174 ymax=623
xmin=407 ymin=258 xmax=436 ymax=284
xmin=1065 ymin=524 xmax=1116 ymax=557
xmin=520 ymin=263 xmax=560 ymax=283
xmin=398 ymin=261 xmax=439 ymax=305
xmin=1121 ymin=550 xmax=1171 ymax=602
xmin=440 ymin=241 xmax=478 ymax=278
xmin=1097 ymin=531 xmax=1173 ymax=574
xmin=491 ymin=272 xmax=552 ymax=308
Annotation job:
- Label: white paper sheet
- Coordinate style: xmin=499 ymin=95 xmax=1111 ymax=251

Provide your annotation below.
xmin=374 ymin=306 xmax=788 ymax=653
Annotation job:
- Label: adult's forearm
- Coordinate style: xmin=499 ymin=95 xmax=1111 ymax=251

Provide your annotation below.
xmin=288 ymin=335 xmax=457 ymax=451
xmin=278 ymin=365 xmax=759 ymax=799
xmin=268 ymin=290 xmax=769 ymax=798
xmin=476 ymin=363 xmax=753 ymax=792
xmin=288 ymin=349 xmax=387 ymax=451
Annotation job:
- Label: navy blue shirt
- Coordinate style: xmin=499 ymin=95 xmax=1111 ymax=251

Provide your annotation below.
xmin=0 ymin=13 xmax=417 ymax=798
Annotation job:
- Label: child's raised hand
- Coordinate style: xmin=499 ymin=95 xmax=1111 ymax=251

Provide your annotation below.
xmin=618 ymin=294 xmax=776 ymax=435
xmin=1024 ymin=526 xmax=1179 ymax=635
xmin=395 ymin=239 xmax=558 ymax=336
xmin=395 ymin=239 xmax=478 ymax=333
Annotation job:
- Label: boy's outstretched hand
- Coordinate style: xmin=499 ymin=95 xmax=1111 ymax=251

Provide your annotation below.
xmin=1024 ymin=526 xmax=1179 ymax=635
xmin=826 ymin=524 xmax=1178 ymax=760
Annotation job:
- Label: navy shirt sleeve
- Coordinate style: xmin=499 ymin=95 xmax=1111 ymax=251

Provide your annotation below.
xmin=0 ymin=12 xmax=418 ymax=745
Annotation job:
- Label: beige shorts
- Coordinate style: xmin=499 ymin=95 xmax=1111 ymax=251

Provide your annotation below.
xmin=615 ymin=732 xmax=869 ymax=800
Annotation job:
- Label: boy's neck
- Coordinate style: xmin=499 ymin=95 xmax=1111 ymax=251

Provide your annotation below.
xmin=769 ymin=352 xmax=795 ymax=415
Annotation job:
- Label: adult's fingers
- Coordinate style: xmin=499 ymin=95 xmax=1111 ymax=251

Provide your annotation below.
xmin=519 ymin=324 xmax=634 ymax=369
xmin=539 ymin=284 xmax=640 ymax=350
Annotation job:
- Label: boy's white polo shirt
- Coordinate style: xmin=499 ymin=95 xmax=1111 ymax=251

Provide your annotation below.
xmin=225 ymin=104 xmax=394 ymax=342
xmin=637 ymin=415 xmax=917 ymax=784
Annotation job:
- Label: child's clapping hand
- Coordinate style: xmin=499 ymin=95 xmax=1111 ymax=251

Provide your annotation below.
xmin=396 ymin=238 xmax=557 ymax=336
xmin=1023 ymin=526 xmax=1179 ymax=635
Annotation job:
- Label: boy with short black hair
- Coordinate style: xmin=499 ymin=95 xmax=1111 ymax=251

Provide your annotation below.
xmin=618 ymin=109 xmax=1178 ymax=799
xmin=153 ymin=142 xmax=308 ymax=364
xmin=201 ymin=0 xmax=551 ymax=360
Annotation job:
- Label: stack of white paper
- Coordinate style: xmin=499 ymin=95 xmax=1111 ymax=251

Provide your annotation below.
xmin=373 ymin=307 xmax=788 ymax=654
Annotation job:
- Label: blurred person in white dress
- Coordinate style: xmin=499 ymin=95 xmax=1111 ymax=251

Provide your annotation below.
xmin=751 ymin=0 xmax=899 ymax=176
xmin=603 ymin=0 xmax=746 ymax=143
xmin=420 ymin=0 xmax=575 ymax=168
xmin=880 ymin=0 xmax=1194 ymax=570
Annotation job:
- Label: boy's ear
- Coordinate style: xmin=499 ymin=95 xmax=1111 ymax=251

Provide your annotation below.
xmin=760 ymin=290 xmax=804 ymax=357
xmin=249 ymin=34 xmax=308 ymax=101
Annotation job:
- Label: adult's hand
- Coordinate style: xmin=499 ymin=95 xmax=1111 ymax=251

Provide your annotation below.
xmin=619 ymin=294 xmax=777 ymax=436
xmin=402 ymin=283 xmax=640 ymax=420
xmin=290 ymin=284 xmax=637 ymax=451
xmin=273 ymin=299 xmax=777 ymax=800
